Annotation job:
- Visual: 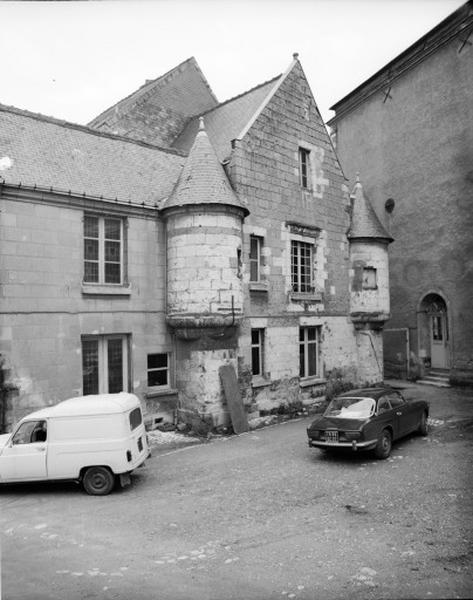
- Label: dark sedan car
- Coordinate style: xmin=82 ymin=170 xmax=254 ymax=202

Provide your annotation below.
xmin=307 ymin=387 xmax=429 ymax=459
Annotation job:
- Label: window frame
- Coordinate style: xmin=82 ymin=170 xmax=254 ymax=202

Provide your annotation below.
xmin=362 ymin=267 xmax=378 ymax=290
xmin=291 ymin=239 xmax=314 ymax=293
xmin=249 ymin=235 xmax=264 ymax=283
xmin=147 ymin=352 xmax=171 ymax=390
xmin=299 ymin=326 xmax=321 ymax=379
xmin=81 ymin=334 xmax=130 ymax=395
xmin=83 ymin=214 xmax=125 ymax=286
xmin=298 ymin=147 xmax=311 ymax=189
xmin=251 ymin=328 xmax=265 ymax=377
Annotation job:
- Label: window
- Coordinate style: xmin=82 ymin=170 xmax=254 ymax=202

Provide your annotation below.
xmin=386 ymin=393 xmax=405 ymax=408
xmin=249 ymin=235 xmax=264 ymax=282
xmin=84 ymin=215 xmax=124 ymax=285
xmin=432 ymin=316 xmax=443 ymax=341
xmin=147 ymin=353 xmax=170 ymax=388
xmin=299 ymin=147 xmax=311 ymax=189
xmin=362 ymin=267 xmax=377 ymax=289
xmin=291 ymin=240 xmax=313 ymax=293
xmin=82 ymin=335 xmax=129 ymax=395
xmin=299 ymin=326 xmax=321 ymax=378
xmin=129 ymin=407 xmax=143 ymax=431
xmin=251 ymin=329 xmax=265 ymax=376
xmin=377 ymin=397 xmax=392 ymax=414
xmin=12 ymin=421 xmax=47 ymax=445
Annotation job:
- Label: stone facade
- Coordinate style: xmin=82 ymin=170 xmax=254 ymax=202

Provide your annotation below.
xmin=328 ymin=2 xmax=473 ymax=385
xmin=0 ymin=54 xmax=392 ymax=432
xmin=0 ymin=191 xmax=174 ymax=429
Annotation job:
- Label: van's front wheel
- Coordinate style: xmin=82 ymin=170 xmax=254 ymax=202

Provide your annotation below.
xmin=82 ymin=466 xmax=115 ymax=495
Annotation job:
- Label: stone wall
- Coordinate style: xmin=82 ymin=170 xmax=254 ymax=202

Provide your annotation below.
xmin=350 ymin=240 xmax=390 ymax=317
xmin=332 ymin=26 xmax=473 ymax=383
xmin=0 ymin=194 xmax=172 ymax=427
xmin=166 ymin=206 xmax=243 ymax=320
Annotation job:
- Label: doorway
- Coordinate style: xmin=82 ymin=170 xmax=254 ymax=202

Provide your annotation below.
xmin=419 ymin=293 xmax=449 ymax=369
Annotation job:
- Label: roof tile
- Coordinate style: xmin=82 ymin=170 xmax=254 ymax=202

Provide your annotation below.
xmin=163 ymin=118 xmax=248 ymax=214
xmin=348 ymin=178 xmax=393 ymax=242
xmin=0 ymin=104 xmax=185 ymax=204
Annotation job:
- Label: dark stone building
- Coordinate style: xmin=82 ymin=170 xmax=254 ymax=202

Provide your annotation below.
xmin=328 ymin=1 xmax=473 ymax=386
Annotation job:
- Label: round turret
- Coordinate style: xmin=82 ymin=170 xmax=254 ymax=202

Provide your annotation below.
xmin=161 ymin=118 xmax=248 ymax=335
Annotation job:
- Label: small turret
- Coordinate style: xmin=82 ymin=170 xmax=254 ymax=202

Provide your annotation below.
xmin=161 ymin=117 xmax=249 ymax=335
xmin=348 ymin=175 xmax=393 ymax=328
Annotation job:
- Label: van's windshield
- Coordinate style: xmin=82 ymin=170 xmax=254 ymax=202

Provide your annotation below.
xmin=129 ymin=407 xmax=142 ymax=431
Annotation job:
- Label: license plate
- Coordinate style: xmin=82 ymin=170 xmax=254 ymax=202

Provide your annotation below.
xmin=325 ymin=430 xmax=339 ymax=443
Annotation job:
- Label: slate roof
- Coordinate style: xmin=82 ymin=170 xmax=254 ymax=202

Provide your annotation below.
xmin=171 ymin=76 xmax=281 ymax=161
xmin=88 ymin=57 xmax=219 ymax=147
xmin=163 ymin=118 xmax=248 ymax=215
xmin=0 ymin=104 xmax=186 ymax=205
xmin=348 ymin=178 xmax=393 ymax=242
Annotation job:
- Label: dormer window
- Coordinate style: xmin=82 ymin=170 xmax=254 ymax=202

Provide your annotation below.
xmin=299 ymin=147 xmax=311 ymax=189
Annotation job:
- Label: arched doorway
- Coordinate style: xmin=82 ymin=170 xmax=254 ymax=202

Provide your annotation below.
xmin=418 ymin=293 xmax=449 ymax=369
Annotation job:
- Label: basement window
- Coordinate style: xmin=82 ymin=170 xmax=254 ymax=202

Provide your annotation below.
xmin=147 ymin=353 xmax=170 ymax=388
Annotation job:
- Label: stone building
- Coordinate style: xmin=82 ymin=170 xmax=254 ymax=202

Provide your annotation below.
xmin=0 ymin=54 xmax=391 ymax=432
xmin=328 ymin=2 xmax=473 ymax=386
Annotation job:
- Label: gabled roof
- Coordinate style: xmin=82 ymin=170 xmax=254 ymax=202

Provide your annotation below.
xmin=171 ymin=75 xmax=281 ymax=161
xmin=162 ymin=118 xmax=248 ymax=215
xmin=0 ymin=104 xmax=185 ymax=205
xmin=88 ymin=57 xmax=219 ymax=147
xmin=348 ymin=177 xmax=393 ymax=243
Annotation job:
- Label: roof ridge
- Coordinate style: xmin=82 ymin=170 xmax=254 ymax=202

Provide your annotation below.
xmin=0 ymin=102 xmax=187 ymax=157
xmin=329 ymin=1 xmax=473 ymax=119
xmin=193 ymin=74 xmax=282 ymax=119
xmin=89 ymin=56 xmax=218 ymax=126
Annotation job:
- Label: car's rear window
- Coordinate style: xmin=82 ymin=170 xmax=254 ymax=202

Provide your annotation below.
xmin=129 ymin=407 xmax=142 ymax=431
xmin=325 ymin=397 xmax=375 ymax=419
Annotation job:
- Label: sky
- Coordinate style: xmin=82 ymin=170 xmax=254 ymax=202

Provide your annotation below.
xmin=0 ymin=0 xmax=466 ymax=125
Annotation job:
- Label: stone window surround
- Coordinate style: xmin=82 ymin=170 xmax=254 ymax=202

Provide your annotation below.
xmin=299 ymin=317 xmax=325 ymax=385
xmin=286 ymin=222 xmax=322 ymax=303
xmin=245 ymin=224 xmax=269 ymax=293
xmin=362 ymin=266 xmax=378 ymax=290
xmin=249 ymin=317 xmax=270 ymax=387
xmin=295 ymin=140 xmax=329 ymax=199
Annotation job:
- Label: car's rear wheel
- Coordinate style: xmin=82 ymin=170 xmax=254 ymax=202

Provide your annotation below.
xmin=374 ymin=429 xmax=392 ymax=459
xmin=418 ymin=411 xmax=429 ymax=436
xmin=82 ymin=466 xmax=115 ymax=496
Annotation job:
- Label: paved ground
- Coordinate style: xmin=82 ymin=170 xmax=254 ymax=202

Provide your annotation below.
xmin=1 ymin=382 xmax=472 ymax=600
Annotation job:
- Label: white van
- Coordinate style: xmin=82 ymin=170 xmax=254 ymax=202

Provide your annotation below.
xmin=0 ymin=393 xmax=150 ymax=495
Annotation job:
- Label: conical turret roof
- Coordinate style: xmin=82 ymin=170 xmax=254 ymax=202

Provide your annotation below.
xmin=348 ymin=176 xmax=393 ymax=243
xmin=162 ymin=118 xmax=248 ymax=215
